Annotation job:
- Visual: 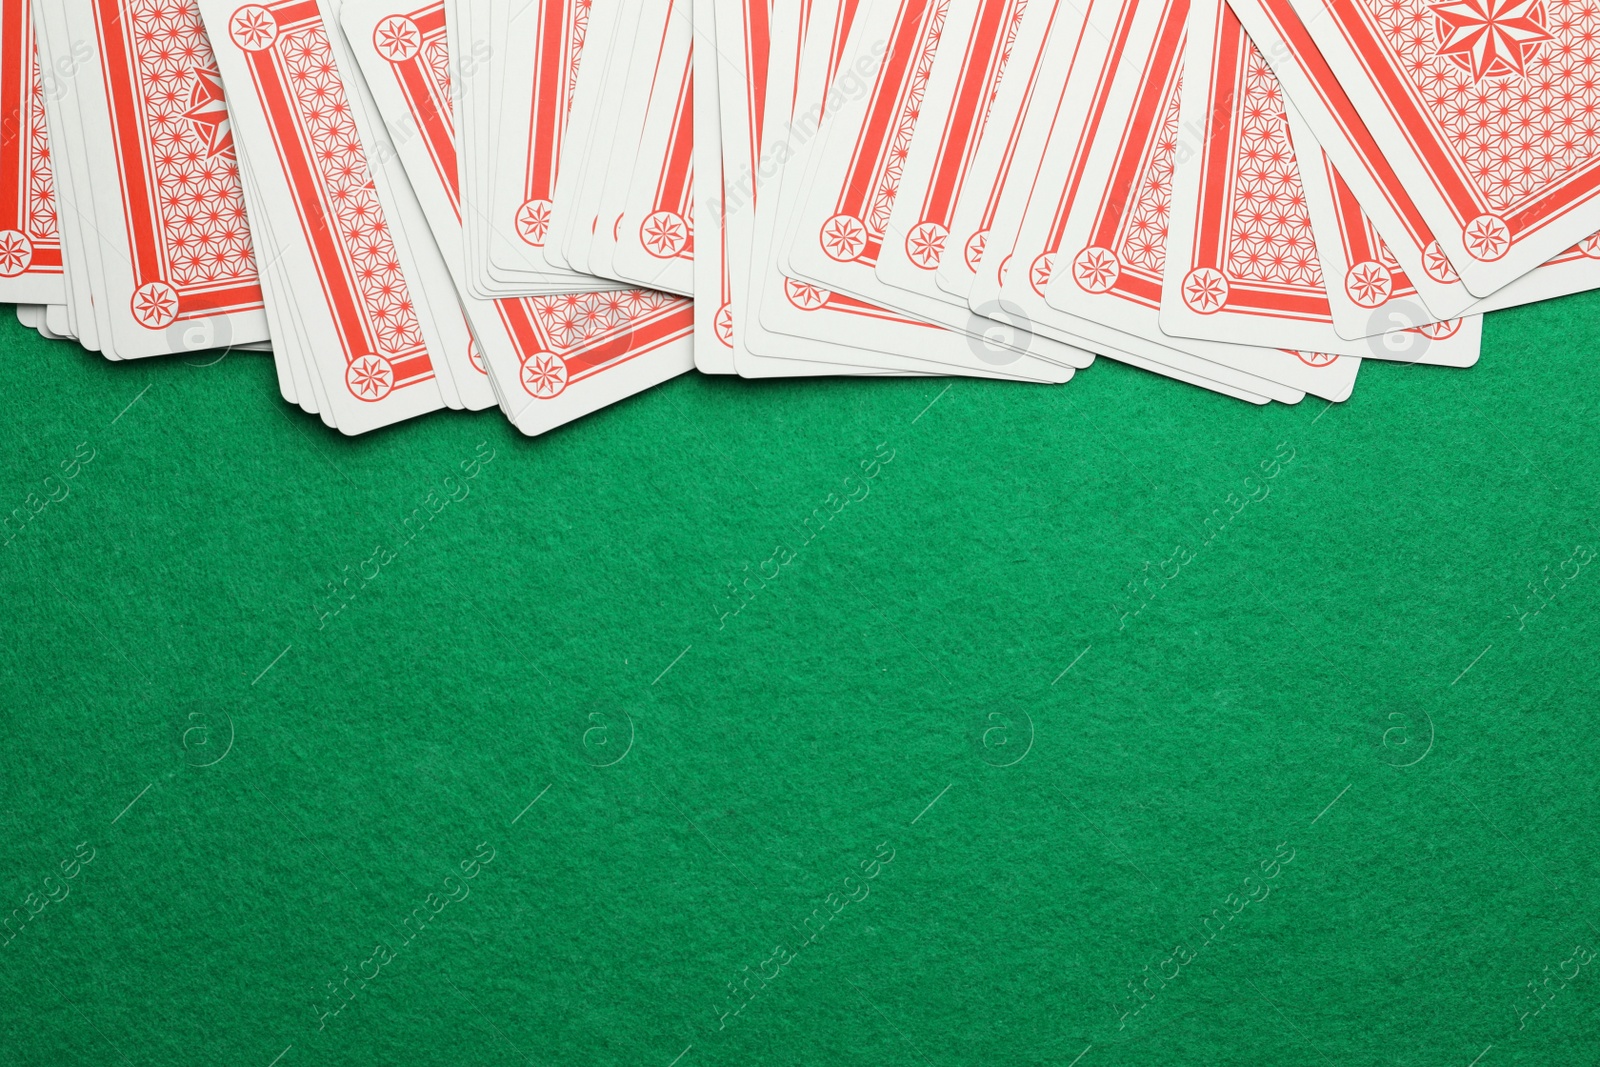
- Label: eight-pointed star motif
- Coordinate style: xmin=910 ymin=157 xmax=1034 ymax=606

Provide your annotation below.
xmin=640 ymin=211 xmax=688 ymax=257
xmin=1464 ymin=214 xmax=1511 ymax=259
xmin=184 ymin=66 xmax=235 ymax=159
xmin=820 ymin=214 xmax=867 ymax=262
xmin=517 ymin=199 xmax=553 ymax=245
xmin=521 ymin=354 xmax=569 ymax=398
xmin=1073 ymin=247 xmax=1119 ymax=293
xmin=1182 ymin=267 xmax=1229 ymax=313
xmin=346 ymin=355 xmax=394 ymax=400
xmin=1428 ymin=0 xmax=1552 ymax=81
xmin=1344 ymin=261 xmax=1393 ymax=307
xmin=905 ymin=222 xmax=947 ymax=269
xmin=0 ymin=230 xmax=33 ymax=276
xmin=373 ymin=16 xmax=422 ymax=61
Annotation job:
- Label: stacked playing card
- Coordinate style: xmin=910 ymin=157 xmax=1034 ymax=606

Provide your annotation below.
xmin=4 ymin=0 xmax=1597 ymax=434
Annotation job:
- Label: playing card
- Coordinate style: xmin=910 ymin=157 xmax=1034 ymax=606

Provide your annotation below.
xmin=484 ymin=0 xmax=619 ymax=291
xmin=560 ymin=0 xmax=670 ymax=281
xmin=610 ymin=0 xmax=695 ymax=295
xmin=1228 ymin=0 xmax=1600 ymax=321
xmin=201 ymin=0 xmax=447 ymax=433
xmin=874 ymin=0 xmax=1049 ymax=307
xmin=721 ymin=0 xmax=928 ymax=377
xmin=1160 ymin=0 xmax=1374 ymax=357
xmin=1280 ymin=0 xmax=1600 ymax=294
xmin=0 ymin=1 xmax=64 ymax=305
xmin=60 ymin=0 xmax=271 ymax=359
xmin=1021 ymin=0 xmax=1361 ymax=398
xmin=691 ymin=0 xmax=735 ymax=372
xmin=33 ymin=0 xmax=109 ymax=351
xmin=345 ymin=0 xmax=697 ymax=434
xmin=1288 ymin=102 xmax=1480 ymax=361
xmin=326 ymin=0 xmax=496 ymax=410
xmin=946 ymin=0 xmax=1314 ymax=402
xmin=757 ymin=0 xmax=1080 ymax=380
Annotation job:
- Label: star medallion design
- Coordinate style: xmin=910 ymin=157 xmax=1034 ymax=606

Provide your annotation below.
xmin=1181 ymin=267 xmax=1229 ymax=313
xmin=521 ymin=353 xmax=569 ymax=398
xmin=229 ymin=5 xmax=279 ymax=51
xmin=373 ymin=16 xmax=423 ymax=62
xmin=1464 ymin=214 xmax=1511 ymax=260
xmin=131 ymin=281 xmax=179 ymax=329
xmin=1422 ymin=240 xmax=1461 ymax=282
xmin=640 ymin=211 xmax=689 ymax=257
xmin=820 ymin=214 xmax=867 ymax=262
xmin=1296 ymin=351 xmax=1339 ymax=367
xmin=1344 ymin=261 xmax=1393 ymax=307
xmin=1029 ymin=252 xmax=1056 ymax=297
xmin=1072 ymin=246 xmax=1120 ymax=293
xmin=517 ymin=199 xmax=553 ymax=246
xmin=1578 ymin=232 xmax=1600 ymax=259
xmin=346 ymin=356 xmax=395 ymax=401
xmin=185 ymin=66 xmax=235 ymax=159
xmin=714 ymin=304 xmax=734 ymax=345
xmin=784 ymin=277 xmax=830 ymax=310
xmin=1428 ymin=0 xmax=1551 ymax=81
xmin=0 ymin=230 xmax=33 ymax=276
xmin=964 ymin=230 xmax=988 ymax=271
xmin=904 ymin=222 xmax=947 ymax=269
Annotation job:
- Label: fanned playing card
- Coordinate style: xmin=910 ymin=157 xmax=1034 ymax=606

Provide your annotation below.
xmin=201 ymin=0 xmax=445 ymax=432
xmin=1159 ymin=0 xmax=1472 ymax=364
xmin=0 ymin=0 xmax=63 ymax=306
xmin=1031 ymin=0 xmax=1363 ymax=397
xmin=1280 ymin=0 xmax=1600 ymax=293
xmin=344 ymin=0 xmax=697 ymax=435
xmin=760 ymin=0 xmax=1079 ymax=380
xmin=611 ymin=0 xmax=695 ymax=295
xmin=60 ymin=0 xmax=272 ymax=358
xmin=1228 ymin=0 xmax=1600 ymax=321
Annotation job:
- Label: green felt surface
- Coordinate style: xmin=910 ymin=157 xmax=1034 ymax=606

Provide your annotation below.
xmin=3 ymin=298 xmax=1599 ymax=1067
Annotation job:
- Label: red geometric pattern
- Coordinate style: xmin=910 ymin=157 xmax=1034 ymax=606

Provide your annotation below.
xmin=424 ymin=35 xmax=451 ymax=104
xmin=525 ymin=288 xmax=677 ymax=350
xmin=982 ymin=0 xmax=1029 ymax=126
xmin=1371 ymin=0 xmax=1597 ymax=212
xmin=277 ymin=21 xmax=423 ymax=356
xmin=640 ymin=210 xmax=689 ymax=257
xmin=568 ymin=0 xmax=592 ymax=117
xmin=1224 ymin=43 xmax=1322 ymax=287
xmin=1429 ymin=0 xmax=1550 ymax=81
xmin=131 ymin=0 xmax=259 ymax=289
xmin=868 ymin=0 xmax=951 ymax=236
xmin=1117 ymin=74 xmax=1183 ymax=276
xmin=24 ymin=46 xmax=57 ymax=244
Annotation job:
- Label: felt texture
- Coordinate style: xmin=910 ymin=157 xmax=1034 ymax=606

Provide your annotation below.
xmin=2 ymin=300 xmax=1598 ymax=1067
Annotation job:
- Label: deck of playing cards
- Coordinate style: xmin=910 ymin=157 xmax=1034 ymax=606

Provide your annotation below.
xmin=9 ymin=0 xmax=1597 ymax=433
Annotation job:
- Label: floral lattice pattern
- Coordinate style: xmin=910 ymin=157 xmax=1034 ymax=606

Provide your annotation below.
xmin=1223 ymin=43 xmax=1322 ymax=287
xmin=866 ymin=0 xmax=951 ymax=237
xmin=526 ymin=288 xmax=677 ymax=350
xmin=1117 ymin=72 xmax=1183 ymax=275
xmin=128 ymin=0 xmax=258 ymax=287
xmin=277 ymin=21 xmax=423 ymax=355
xmin=25 ymin=46 xmax=57 ymax=243
xmin=1369 ymin=0 xmax=1598 ymax=211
